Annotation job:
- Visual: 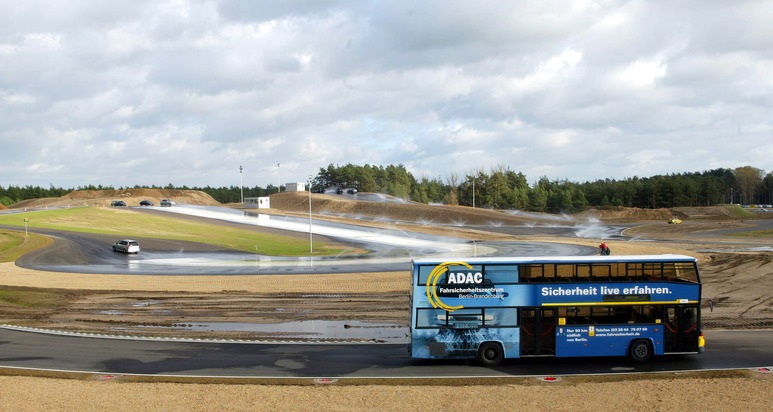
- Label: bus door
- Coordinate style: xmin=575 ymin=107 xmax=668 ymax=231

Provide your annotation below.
xmin=664 ymin=305 xmax=699 ymax=352
xmin=519 ymin=308 xmax=556 ymax=356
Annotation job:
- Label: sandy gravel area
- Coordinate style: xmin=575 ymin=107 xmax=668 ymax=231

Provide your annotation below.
xmin=2 ymin=371 xmax=772 ymax=412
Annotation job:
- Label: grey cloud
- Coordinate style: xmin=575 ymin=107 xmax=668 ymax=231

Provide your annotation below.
xmin=0 ymin=0 xmax=770 ymax=189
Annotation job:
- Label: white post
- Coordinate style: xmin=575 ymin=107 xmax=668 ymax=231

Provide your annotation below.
xmin=308 ymin=175 xmax=313 ymax=255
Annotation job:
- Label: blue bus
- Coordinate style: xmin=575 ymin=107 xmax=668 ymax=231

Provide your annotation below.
xmin=410 ymin=255 xmax=705 ymax=366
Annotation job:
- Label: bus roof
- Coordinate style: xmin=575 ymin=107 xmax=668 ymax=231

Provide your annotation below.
xmin=411 ymin=254 xmax=697 ymax=265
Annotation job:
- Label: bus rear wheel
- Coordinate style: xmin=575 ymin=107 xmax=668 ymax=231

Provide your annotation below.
xmin=628 ymin=339 xmax=653 ymax=362
xmin=478 ymin=342 xmax=504 ymax=367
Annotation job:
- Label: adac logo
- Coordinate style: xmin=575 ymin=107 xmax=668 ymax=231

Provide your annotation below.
xmin=425 ymin=261 xmax=471 ymax=313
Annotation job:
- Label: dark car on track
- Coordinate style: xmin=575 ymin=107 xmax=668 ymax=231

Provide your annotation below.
xmin=140 ymin=200 xmax=154 ymax=206
xmin=110 ymin=200 xmax=127 ymax=207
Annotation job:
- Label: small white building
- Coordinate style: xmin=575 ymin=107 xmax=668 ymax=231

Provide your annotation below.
xmin=285 ymin=182 xmax=307 ymax=192
xmin=244 ymin=197 xmax=270 ymax=209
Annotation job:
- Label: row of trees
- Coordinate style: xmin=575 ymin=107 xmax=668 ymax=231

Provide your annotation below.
xmin=311 ymin=164 xmax=772 ymax=213
xmin=2 ymin=165 xmax=771 ymax=213
xmin=0 ymin=184 xmax=70 ymax=206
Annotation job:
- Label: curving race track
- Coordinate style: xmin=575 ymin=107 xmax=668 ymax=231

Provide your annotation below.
xmin=1 ymin=326 xmax=772 ymax=378
xmin=13 ymin=205 xmax=597 ymax=275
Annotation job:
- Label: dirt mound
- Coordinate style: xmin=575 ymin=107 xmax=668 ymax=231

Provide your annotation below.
xmin=574 ymin=207 xmax=673 ymax=221
xmin=267 ymin=191 xmax=556 ymax=225
xmin=268 ymin=193 xmax=748 ymax=227
xmin=6 ymin=188 xmax=749 ymax=227
xmin=700 ymin=253 xmax=773 ymax=327
xmin=671 ymin=206 xmax=743 ymax=220
xmin=574 ymin=205 xmax=744 ymax=222
xmin=10 ymin=189 xmax=220 ymax=209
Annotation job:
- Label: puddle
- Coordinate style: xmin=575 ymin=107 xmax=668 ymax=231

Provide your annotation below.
xmin=132 ymin=300 xmax=160 ymax=307
xmin=137 ymin=320 xmax=409 ymax=343
xmin=697 ymin=247 xmax=773 ymax=253
xmin=100 ymin=310 xmax=127 ymax=315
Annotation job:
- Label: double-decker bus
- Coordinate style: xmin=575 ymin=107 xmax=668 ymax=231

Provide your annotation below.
xmin=410 ymin=255 xmax=705 ymax=367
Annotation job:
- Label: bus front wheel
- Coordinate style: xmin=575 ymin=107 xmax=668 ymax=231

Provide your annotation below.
xmin=478 ymin=342 xmax=504 ymax=367
xmin=628 ymin=339 xmax=653 ymax=362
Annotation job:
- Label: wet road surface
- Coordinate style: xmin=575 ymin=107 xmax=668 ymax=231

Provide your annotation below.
xmin=0 ymin=327 xmax=770 ymax=378
xmin=7 ymin=205 xmax=598 ymax=275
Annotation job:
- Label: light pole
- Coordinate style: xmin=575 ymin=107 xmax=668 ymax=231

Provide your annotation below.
xmin=277 ymin=163 xmax=281 ymax=193
xmin=308 ymin=175 xmax=313 ymax=255
xmin=239 ymin=165 xmax=244 ymax=204
xmin=472 ymin=178 xmax=475 ymax=208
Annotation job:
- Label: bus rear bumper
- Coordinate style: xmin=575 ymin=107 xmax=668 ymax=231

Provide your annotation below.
xmin=698 ymin=332 xmax=705 ymax=353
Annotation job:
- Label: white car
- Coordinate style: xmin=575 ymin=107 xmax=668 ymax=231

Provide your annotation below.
xmin=112 ymin=239 xmax=140 ymax=254
xmin=160 ymin=199 xmax=176 ymax=207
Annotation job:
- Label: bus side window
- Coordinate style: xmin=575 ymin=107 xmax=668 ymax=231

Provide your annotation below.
xmin=416 ymin=308 xmax=447 ymax=328
xmin=576 ymin=264 xmax=591 ymax=281
xmin=639 ymin=305 xmax=656 ymax=323
xmin=417 ymin=266 xmax=434 ymax=285
xmin=674 ymin=262 xmax=699 ymax=283
xmin=626 ymin=263 xmax=643 ymax=280
xmin=556 ymin=264 xmax=574 ymax=280
xmin=641 ymin=262 xmax=658 ymax=281
xmin=485 ymin=265 xmax=518 ymax=284
xmin=520 ymin=265 xmax=537 ymax=283
xmin=660 ymin=263 xmax=677 ymax=281
xmin=543 ymin=264 xmax=557 ymax=282
xmin=590 ymin=263 xmax=611 ymax=281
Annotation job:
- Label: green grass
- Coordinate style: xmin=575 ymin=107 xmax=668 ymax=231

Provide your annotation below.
xmin=718 ymin=205 xmax=773 ymax=238
xmin=0 ymin=230 xmax=52 ymax=262
xmin=729 ymin=228 xmax=773 ymax=238
xmin=0 ymin=207 xmax=351 ymax=257
xmin=0 ymin=230 xmax=65 ymax=305
xmin=724 ymin=204 xmax=756 ymax=218
xmin=0 ymin=288 xmax=67 ymax=308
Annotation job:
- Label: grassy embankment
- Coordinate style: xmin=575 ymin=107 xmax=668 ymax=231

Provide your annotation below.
xmin=725 ymin=204 xmax=757 ymax=218
xmin=0 ymin=230 xmax=64 ymax=308
xmin=723 ymin=205 xmax=773 ymax=238
xmin=0 ymin=207 xmax=359 ymax=308
xmin=0 ymin=207 xmax=353 ymax=257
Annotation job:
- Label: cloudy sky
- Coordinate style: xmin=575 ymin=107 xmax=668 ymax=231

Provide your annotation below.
xmin=1 ymin=1 xmax=771 ymax=190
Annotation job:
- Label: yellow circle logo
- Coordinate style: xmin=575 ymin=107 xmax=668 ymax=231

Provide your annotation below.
xmin=425 ymin=261 xmax=472 ymax=312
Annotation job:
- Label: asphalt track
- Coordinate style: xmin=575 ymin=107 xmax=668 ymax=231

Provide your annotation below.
xmin=10 ymin=205 xmax=598 ymax=275
xmin=1 ymin=327 xmax=771 ymax=378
